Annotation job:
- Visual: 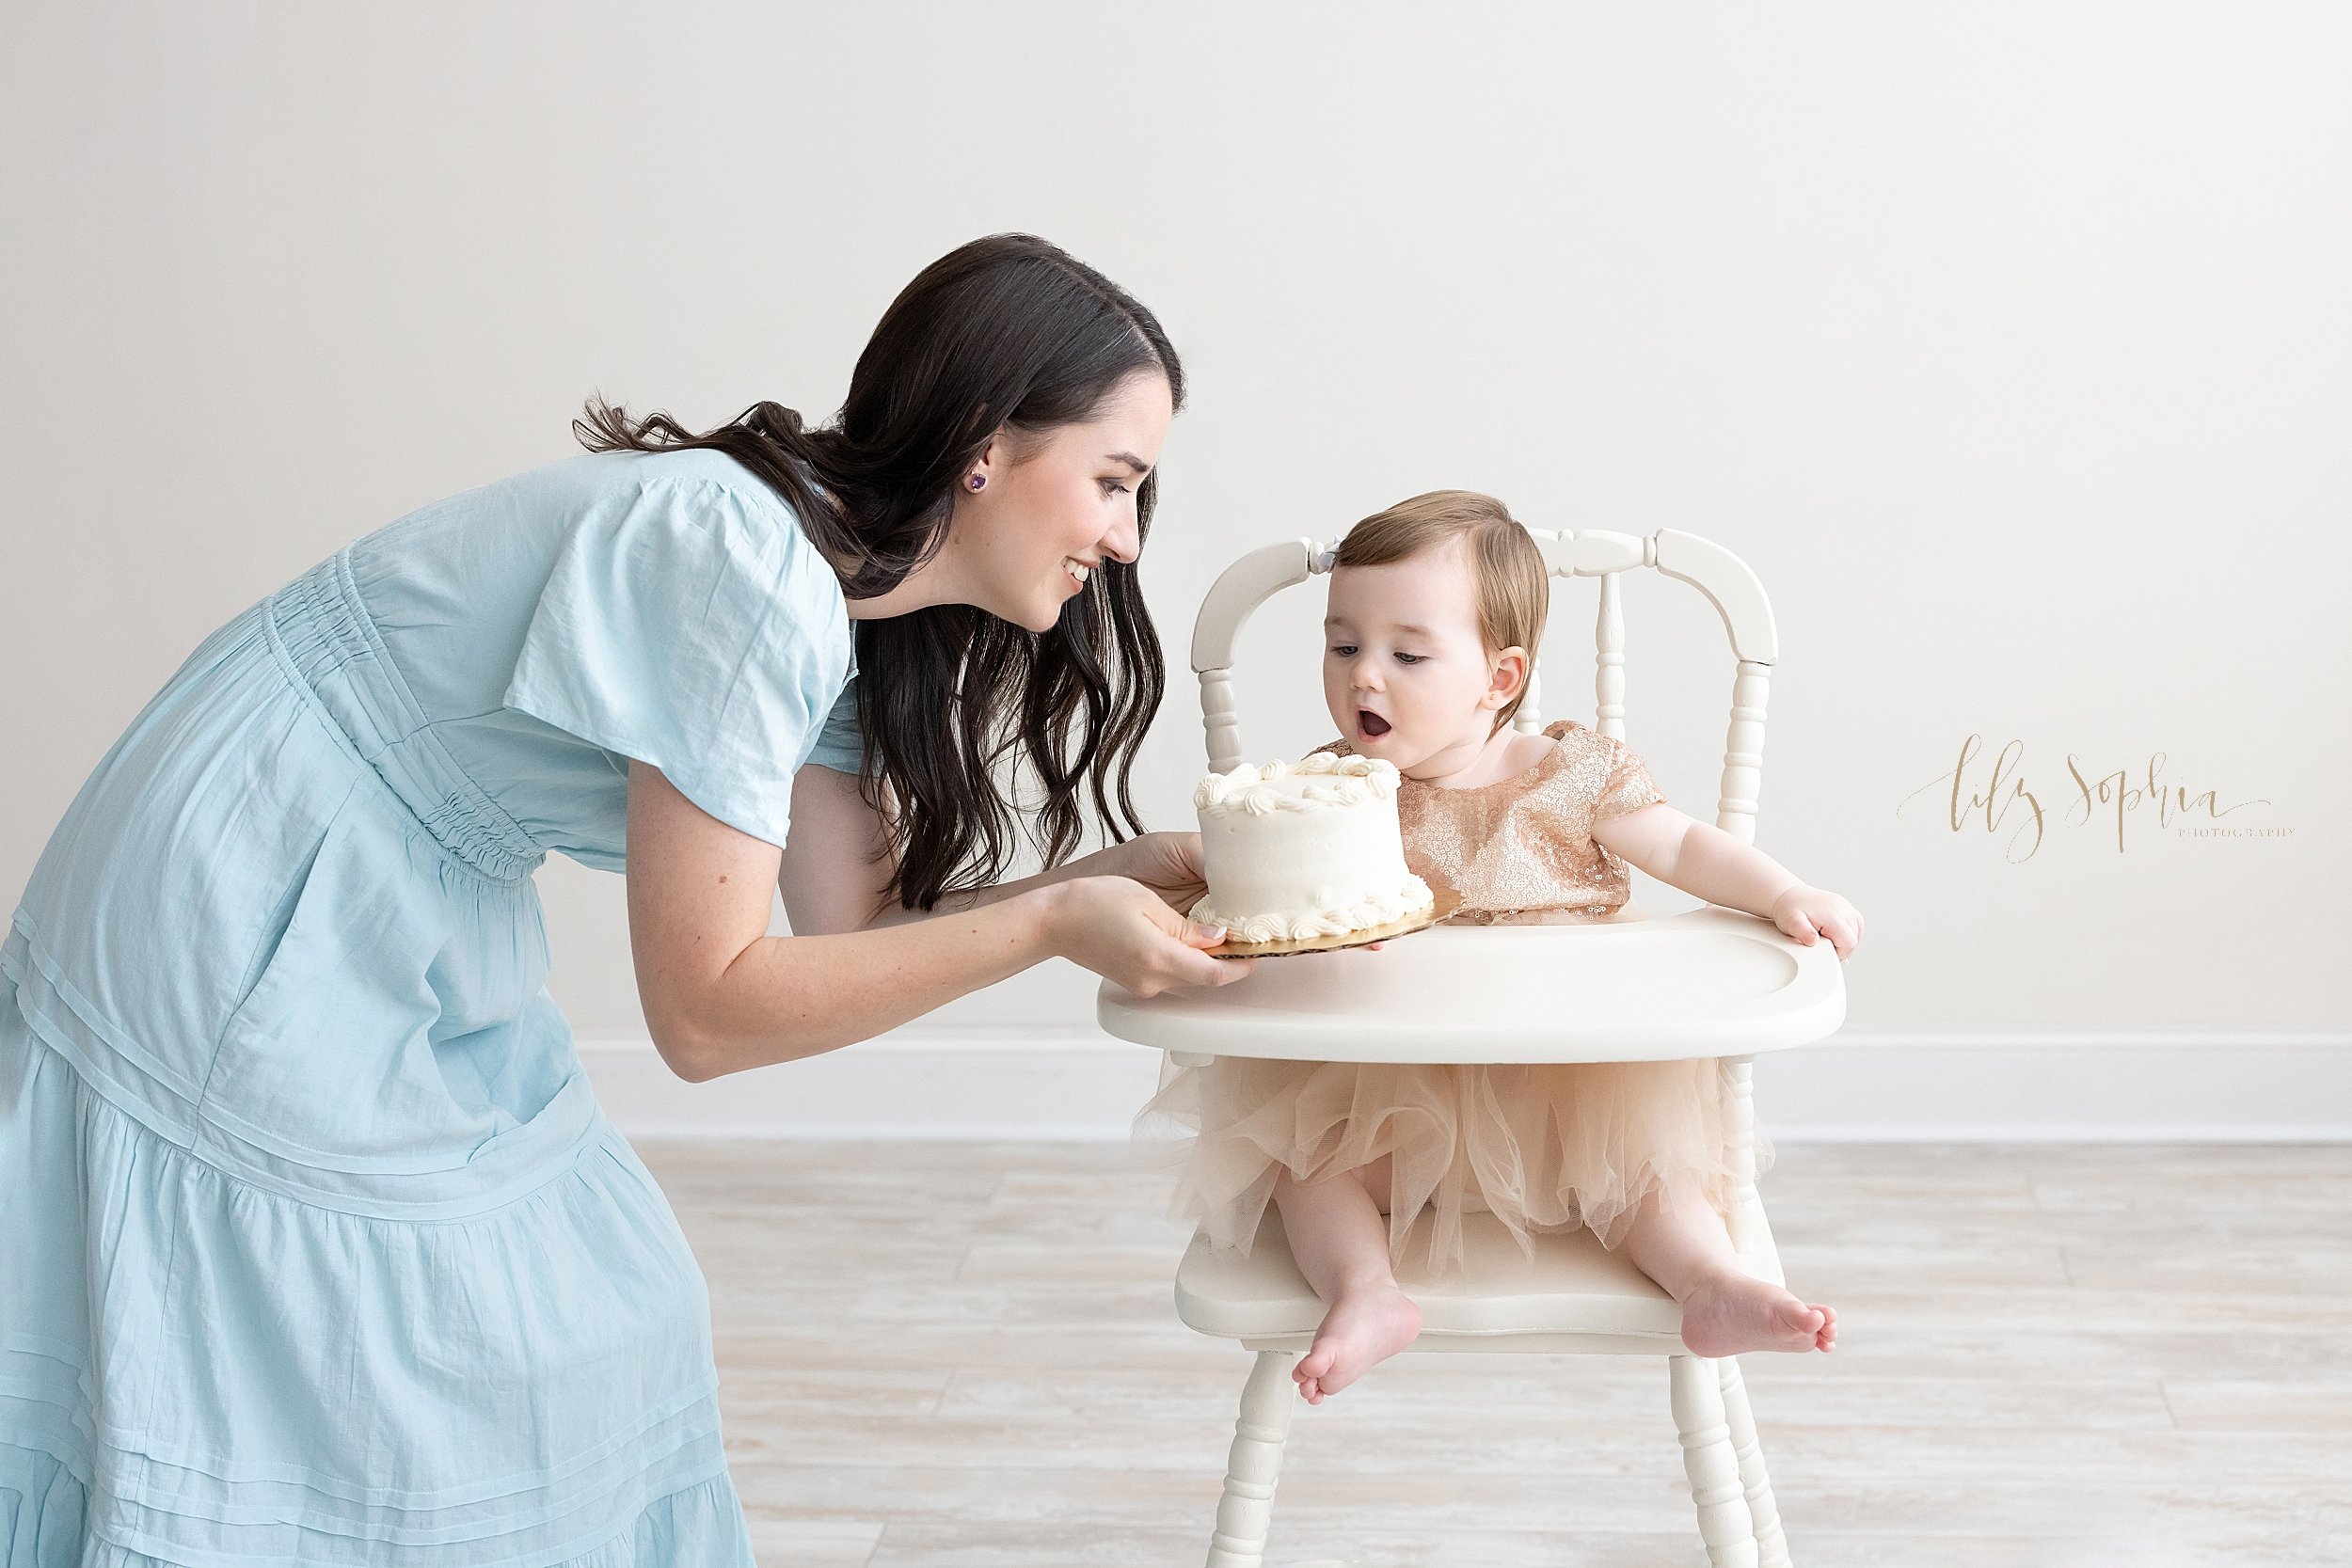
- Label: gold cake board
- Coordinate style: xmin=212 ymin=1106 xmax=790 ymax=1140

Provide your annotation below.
xmin=1202 ymin=884 xmax=1464 ymax=960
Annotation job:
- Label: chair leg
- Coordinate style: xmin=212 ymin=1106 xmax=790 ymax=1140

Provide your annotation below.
xmin=1204 ymin=1350 xmax=1300 ymax=1568
xmin=1670 ymin=1354 xmax=1759 ymax=1568
xmin=1717 ymin=1356 xmax=1790 ymax=1567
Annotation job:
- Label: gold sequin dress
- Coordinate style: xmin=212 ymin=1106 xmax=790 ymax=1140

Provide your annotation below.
xmin=1136 ymin=720 xmax=1772 ymax=1275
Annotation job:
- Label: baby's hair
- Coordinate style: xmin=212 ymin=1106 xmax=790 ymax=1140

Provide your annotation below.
xmin=1332 ymin=490 xmax=1550 ymax=732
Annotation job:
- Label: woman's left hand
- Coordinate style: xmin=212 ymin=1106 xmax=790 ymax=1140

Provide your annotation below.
xmin=1084 ymin=832 xmax=1207 ymax=916
xmin=1770 ymin=884 xmax=1864 ymax=960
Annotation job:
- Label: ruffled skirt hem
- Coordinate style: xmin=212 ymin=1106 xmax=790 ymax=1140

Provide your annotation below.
xmin=1 ymin=977 xmax=756 ymax=1568
xmin=0 ymin=1440 xmax=756 ymax=1567
xmin=1134 ymin=1053 xmax=1774 ymax=1277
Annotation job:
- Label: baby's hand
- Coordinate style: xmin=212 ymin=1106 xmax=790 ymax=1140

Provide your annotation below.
xmin=1769 ymin=885 xmax=1863 ymax=960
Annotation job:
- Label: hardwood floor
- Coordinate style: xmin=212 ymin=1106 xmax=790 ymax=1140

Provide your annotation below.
xmin=635 ymin=1139 xmax=2352 ymax=1567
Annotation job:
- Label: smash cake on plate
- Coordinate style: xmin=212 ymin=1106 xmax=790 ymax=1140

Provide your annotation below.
xmin=1190 ymin=753 xmax=1437 ymax=948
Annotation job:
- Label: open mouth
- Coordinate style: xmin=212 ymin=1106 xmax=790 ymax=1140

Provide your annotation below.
xmin=1061 ymin=558 xmax=1093 ymax=590
xmin=1358 ymin=710 xmax=1391 ymax=739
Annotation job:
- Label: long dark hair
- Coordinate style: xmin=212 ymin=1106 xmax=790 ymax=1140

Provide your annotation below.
xmin=573 ymin=232 xmax=1180 ymax=911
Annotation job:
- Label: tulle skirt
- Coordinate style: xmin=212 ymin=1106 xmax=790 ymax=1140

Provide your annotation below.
xmin=1136 ymin=1053 xmax=1773 ymax=1277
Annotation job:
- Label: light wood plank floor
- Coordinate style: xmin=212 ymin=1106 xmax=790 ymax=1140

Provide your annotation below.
xmin=636 ymin=1139 xmax=2352 ymax=1568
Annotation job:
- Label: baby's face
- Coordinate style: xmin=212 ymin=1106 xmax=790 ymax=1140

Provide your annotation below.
xmin=1322 ymin=537 xmax=1507 ymax=774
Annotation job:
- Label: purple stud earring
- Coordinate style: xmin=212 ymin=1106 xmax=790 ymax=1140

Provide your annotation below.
xmin=967 ymin=474 xmax=986 ymax=491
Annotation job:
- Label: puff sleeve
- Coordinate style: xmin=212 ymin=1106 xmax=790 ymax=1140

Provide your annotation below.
xmin=501 ymin=474 xmax=855 ymax=848
xmin=803 ymin=676 xmax=866 ymax=775
xmin=1590 ymin=732 xmax=1668 ymax=824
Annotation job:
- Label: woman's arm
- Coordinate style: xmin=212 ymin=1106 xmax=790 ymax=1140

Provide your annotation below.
xmin=779 ymin=763 xmax=1208 ymax=934
xmin=1594 ymin=801 xmax=1864 ymax=958
xmin=775 ymin=765 xmax=900 ymax=936
xmin=628 ymin=760 xmax=1247 ymax=1082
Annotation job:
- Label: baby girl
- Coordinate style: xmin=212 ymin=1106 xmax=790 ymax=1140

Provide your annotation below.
xmin=1143 ymin=489 xmax=1865 ymax=1404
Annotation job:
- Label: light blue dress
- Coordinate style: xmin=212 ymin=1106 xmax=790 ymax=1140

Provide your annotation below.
xmin=0 ymin=447 xmax=864 ymax=1565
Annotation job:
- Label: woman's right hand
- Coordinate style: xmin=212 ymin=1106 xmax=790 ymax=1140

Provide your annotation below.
xmin=1043 ymin=876 xmax=1255 ymax=996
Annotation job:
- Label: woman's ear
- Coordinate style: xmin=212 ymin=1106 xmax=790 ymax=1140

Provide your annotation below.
xmin=1483 ymin=645 xmax=1531 ymax=709
xmin=966 ymin=434 xmax=1000 ymax=488
xmin=964 ymin=420 xmax=1036 ymax=490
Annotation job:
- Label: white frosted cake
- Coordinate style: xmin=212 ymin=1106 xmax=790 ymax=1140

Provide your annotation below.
xmin=1190 ymin=753 xmax=1436 ymax=945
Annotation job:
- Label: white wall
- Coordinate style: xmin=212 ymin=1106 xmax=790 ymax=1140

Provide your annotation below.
xmin=4 ymin=4 xmax=2345 ymax=1133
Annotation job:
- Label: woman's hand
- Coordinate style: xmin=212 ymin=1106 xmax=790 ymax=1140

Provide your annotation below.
xmin=1044 ymin=874 xmax=1252 ymax=996
xmin=1769 ymin=884 xmax=1864 ymax=960
xmin=1079 ymin=832 xmax=1208 ymax=916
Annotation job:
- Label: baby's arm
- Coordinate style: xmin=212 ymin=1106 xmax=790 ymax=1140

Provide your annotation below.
xmin=1594 ymin=803 xmax=1864 ymax=959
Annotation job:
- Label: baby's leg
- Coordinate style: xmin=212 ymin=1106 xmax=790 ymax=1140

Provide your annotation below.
xmin=1272 ymin=1153 xmax=1422 ymax=1403
xmin=1618 ymin=1176 xmax=1838 ymax=1357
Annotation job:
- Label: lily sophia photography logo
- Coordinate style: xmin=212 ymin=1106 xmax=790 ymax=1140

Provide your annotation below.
xmin=1899 ymin=734 xmax=2285 ymax=863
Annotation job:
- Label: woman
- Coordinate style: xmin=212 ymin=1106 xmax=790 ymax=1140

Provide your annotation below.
xmin=0 ymin=233 xmax=1247 ymax=1565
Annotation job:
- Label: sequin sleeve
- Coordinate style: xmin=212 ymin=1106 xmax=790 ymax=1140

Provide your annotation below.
xmin=1591 ymin=733 xmax=1667 ymax=823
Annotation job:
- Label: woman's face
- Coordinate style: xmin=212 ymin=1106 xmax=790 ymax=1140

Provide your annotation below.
xmin=951 ymin=370 xmax=1173 ymax=633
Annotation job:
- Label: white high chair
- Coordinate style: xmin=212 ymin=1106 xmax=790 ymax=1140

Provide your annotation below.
xmin=1098 ymin=525 xmax=1847 ymax=1568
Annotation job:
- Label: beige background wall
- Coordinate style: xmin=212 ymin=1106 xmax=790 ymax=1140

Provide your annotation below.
xmin=5 ymin=6 xmax=2345 ymax=1099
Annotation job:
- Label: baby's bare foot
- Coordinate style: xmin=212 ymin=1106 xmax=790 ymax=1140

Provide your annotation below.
xmin=1294 ymin=1284 xmax=1422 ymax=1403
xmin=1678 ymin=1272 xmax=1836 ymax=1357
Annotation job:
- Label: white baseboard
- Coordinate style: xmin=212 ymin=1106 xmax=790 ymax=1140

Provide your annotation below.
xmin=576 ymin=1027 xmax=2352 ymax=1143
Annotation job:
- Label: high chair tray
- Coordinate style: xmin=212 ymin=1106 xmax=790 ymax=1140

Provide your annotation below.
xmin=1098 ymin=905 xmax=1844 ymax=1063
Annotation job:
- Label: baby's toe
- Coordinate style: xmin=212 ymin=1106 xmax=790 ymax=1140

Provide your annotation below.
xmin=1776 ymin=1298 xmax=1824 ymax=1332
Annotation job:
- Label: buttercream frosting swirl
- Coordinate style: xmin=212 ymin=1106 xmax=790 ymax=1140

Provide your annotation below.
xmin=1191 ymin=873 xmax=1435 ymax=944
xmin=1193 ymin=752 xmax=1404 ymax=816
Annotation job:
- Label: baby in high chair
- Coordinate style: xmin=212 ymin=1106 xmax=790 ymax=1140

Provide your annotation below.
xmin=1143 ymin=489 xmax=1866 ymax=1405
